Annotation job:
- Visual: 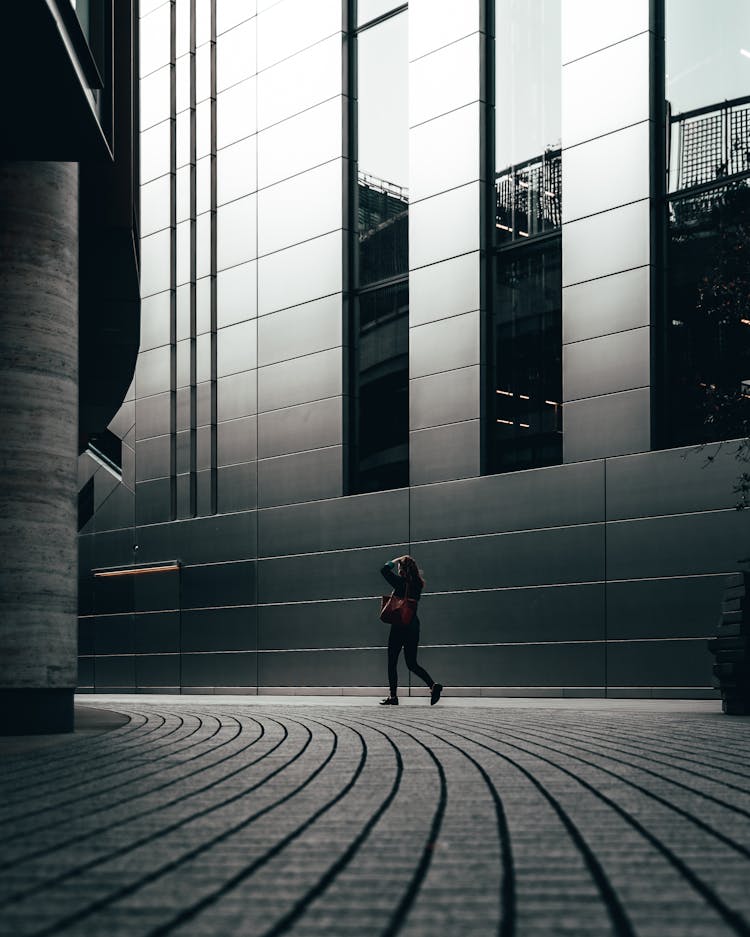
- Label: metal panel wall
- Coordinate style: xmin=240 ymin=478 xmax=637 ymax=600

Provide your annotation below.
xmin=76 ymin=0 xmax=749 ymax=700
xmin=408 ymin=0 xmax=486 ymax=485
xmin=560 ymin=0 xmax=655 ymax=461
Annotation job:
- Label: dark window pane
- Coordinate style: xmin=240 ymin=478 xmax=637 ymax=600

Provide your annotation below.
xmin=351 ymin=282 xmax=409 ymax=493
xmin=356 ymin=11 xmax=409 ymax=286
xmin=491 ymin=0 xmax=562 ymax=474
xmin=491 ymin=240 xmax=562 ymax=473
xmin=663 ymin=0 xmax=750 ymax=446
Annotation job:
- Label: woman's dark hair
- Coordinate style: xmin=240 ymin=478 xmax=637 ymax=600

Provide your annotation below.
xmin=399 ymin=556 xmax=425 ymax=589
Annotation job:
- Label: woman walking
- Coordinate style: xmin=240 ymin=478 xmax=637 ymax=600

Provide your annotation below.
xmin=379 ymin=555 xmax=443 ymax=706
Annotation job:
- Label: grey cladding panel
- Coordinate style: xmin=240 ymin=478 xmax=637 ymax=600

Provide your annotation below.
xmin=410 ymin=366 xmax=480 ymax=431
xmin=607 ymin=510 xmax=750 ymax=581
xmin=182 ymin=606 xmax=257 ymax=652
xmin=181 ymin=560 xmax=256 ymax=609
xmin=217 ymin=416 xmax=258 ymax=466
xmin=564 ymin=328 xmax=650 ymax=402
xmin=258 ymin=648 xmax=385 ymax=687
xmin=258 ymin=543 xmax=409 ymax=604
xmin=136 ymin=510 xmax=257 ymax=565
xmin=182 ymin=651 xmax=257 ymax=686
xmin=562 ymin=200 xmax=649 ymax=288
xmin=94 ymin=615 xmax=135 ymax=655
xmin=136 ymin=393 xmax=171 ymax=441
xmin=606 ymin=444 xmax=743 ymax=520
xmin=259 ymin=488 xmax=409 ymax=557
xmin=413 ymin=524 xmax=605 ymax=591
xmin=258 ymin=397 xmax=342 ymax=459
xmin=258 ymin=600 xmax=387 ymax=650
xmin=134 ymin=611 xmax=180 ymax=653
xmin=136 ymin=654 xmax=180 ymax=687
xmin=258 ymin=348 xmax=342 ymax=414
xmin=257 ymin=294 xmax=341 ymax=368
xmin=606 ymin=577 xmax=726 ymax=640
xmin=606 ymin=639 xmax=713 ymax=688
xmin=562 ymin=267 xmax=649 ymax=345
xmin=258 ymin=446 xmax=343 ymax=508
xmin=563 ymin=388 xmax=650 ymax=462
xmin=410 ymin=420 xmax=481 ymax=485
xmin=418 ymin=584 xmax=605 ymax=645
xmin=411 ymin=459 xmax=605 ymax=541
xmin=217 ymin=462 xmax=258 ymax=513
xmin=95 ymin=655 xmax=135 ymax=687
xmin=419 ymin=642 xmax=605 ymax=688
xmin=134 ymin=568 xmax=180 ymax=612
xmin=410 ymin=311 xmax=479 ymax=379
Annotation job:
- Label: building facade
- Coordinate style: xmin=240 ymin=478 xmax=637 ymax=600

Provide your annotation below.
xmin=78 ymin=0 xmax=750 ymax=698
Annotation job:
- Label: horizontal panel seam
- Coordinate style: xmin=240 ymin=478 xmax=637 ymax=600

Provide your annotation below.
xmin=562 ymin=196 xmax=650 ymax=227
xmin=562 ymin=29 xmax=650 ymax=68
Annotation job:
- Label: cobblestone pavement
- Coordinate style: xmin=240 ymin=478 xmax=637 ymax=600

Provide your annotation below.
xmin=1 ymin=699 xmax=749 ymax=937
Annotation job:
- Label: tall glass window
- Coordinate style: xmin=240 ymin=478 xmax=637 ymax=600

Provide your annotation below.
xmin=349 ymin=3 xmax=409 ymax=494
xmin=663 ymin=1 xmax=750 ymax=446
xmin=490 ymin=0 xmax=562 ymax=473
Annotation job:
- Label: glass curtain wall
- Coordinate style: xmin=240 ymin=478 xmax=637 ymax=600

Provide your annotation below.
xmin=663 ymin=1 xmax=750 ymax=445
xmin=490 ymin=0 xmax=562 ymax=473
xmin=349 ymin=2 xmax=409 ymax=494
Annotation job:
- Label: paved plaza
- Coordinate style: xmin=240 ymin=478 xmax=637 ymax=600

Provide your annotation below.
xmin=0 ymin=696 xmax=749 ymax=937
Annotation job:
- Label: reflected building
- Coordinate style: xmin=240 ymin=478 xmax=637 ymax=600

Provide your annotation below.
xmin=76 ymin=0 xmax=750 ymax=702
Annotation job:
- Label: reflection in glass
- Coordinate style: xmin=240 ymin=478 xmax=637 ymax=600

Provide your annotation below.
xmin=492 ymin=243 xmax=562 ymax=472
xmin=356 ymin=11 xmax=409 ymax=286
xmin=350 ymin=8 xmax=409 ymax=493
xmin=663 ymin=0 xmax=750 ymax=445
xmin=491 ymin=0 xmax=562 ymax=473
xmin=351 ymin=283 xmax=410 ymax=493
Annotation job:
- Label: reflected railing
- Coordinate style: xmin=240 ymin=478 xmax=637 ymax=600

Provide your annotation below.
xmin=669 ymin=94 xmax=750 ymax=193
xmin=495 ymin=148 xmax=562 ymax=243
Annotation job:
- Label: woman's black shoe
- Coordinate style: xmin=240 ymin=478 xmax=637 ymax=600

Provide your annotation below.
xmin=380 ymin=697 xmax=399 ymax=705
xmin=430 ymin=684 xmax=443 ymax=706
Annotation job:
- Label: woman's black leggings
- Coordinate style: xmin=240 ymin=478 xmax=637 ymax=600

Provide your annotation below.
xmin=387 ymin=619 xmax=434 ymax=696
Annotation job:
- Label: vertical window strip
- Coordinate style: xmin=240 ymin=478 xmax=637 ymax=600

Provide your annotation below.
xmin=189 ymin=0 xmax=198 ymax=517
xmin=209 ymin=0 xmax=218 ymax=515
xmin=169 ymin=0 xmax=178 ymax=520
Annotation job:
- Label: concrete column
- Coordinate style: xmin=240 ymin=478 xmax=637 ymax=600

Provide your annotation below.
xmin=0 ymin=161 xmax=79 ymax=733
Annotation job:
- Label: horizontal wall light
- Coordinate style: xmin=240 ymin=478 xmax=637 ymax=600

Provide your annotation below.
xmin=93 ymin=562 xmax=181 ymax=578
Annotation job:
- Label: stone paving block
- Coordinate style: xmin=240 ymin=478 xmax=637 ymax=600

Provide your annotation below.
xmin=0 ymin=698 xmax=749 ymax=935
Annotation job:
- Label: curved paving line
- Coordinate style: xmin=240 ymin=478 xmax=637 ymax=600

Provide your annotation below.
xmin=414 ymin=715 xmax=636 ymax=937
xmin=0 ymin=711 xmax=268 ymax=888
xmin=254 ymin=713 xmax=404 ymax=937
xmin=24 ymin=713 xmax=328 ymax=937
xmin=121 ymin=716 xmax=358 ymax=937
xmin=0 ymin=710 xmax=186 ymax=811
xmin=546 ymin=720 xmax=750 ymax=784
xmin=488 ymin=723 xmax=750 ymax=819
xmin=437 ymin=716 xmax=750 ymax=937
xmin=0 ymin=714 xmax=291 ymax=907
xmin=602 ymin=718 xmax=750 ymax=768
xmin=455 ymin=715 xmax=750 ymax=858
xmin=363 ymin=711 xmax=515 ymax=937
xmin=508 ymin=719 xmax=750 ymax=802
xmin=0 ymin=711 xmax=217 ymax=836
xmin=0 ymin=709 xmax=141 ymax=785
xmin=355 ymin=716 xmax=449 ymax=937
xmin=0 ymin=709 xmax=159 ymax=792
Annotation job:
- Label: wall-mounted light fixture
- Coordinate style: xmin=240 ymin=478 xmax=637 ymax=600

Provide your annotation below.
xmin=93 ymin=562 xmax=181 ymax=578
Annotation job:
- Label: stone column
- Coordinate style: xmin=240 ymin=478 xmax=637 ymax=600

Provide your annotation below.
xmin=0 ymin=161 xmax=79 ymax=734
